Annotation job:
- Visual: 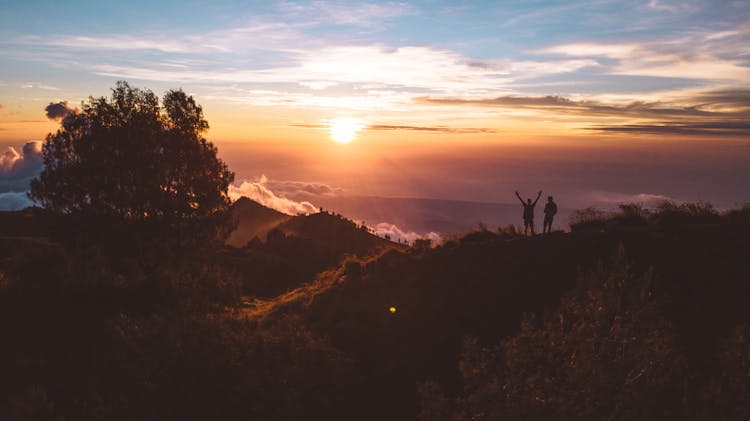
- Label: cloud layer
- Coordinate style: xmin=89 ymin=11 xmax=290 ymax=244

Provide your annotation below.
xmin=5 ymin=4 xmax=749 ymax=139
xmin=292 ymin=122 xmax=496 ymax=134
xmin=420 ymin=88 xmax=750 ymax=136
xmin=536 ymin=22 xmax=750 ymax=82
xmin=229 ymin=176 xmax=442 ymax=244
xmin=0 ymin=141 xmax=44 ymax=210
xmin=373 ymin=222 xmax=441 ymax=245
xmin=0 ymin=192 xmax=33 ymax=211
xmin=229 ymin=176 xmax=318 ymax=215
xmin=586 ymin=191 xmax=678 ymax=207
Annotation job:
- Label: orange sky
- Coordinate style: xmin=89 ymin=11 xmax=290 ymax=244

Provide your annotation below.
xmin=2 ymin=1 xmax=749 ymax=213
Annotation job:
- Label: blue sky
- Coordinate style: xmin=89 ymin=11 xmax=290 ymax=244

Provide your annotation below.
xmin=3 ymin=0 xmax=748 ymax=103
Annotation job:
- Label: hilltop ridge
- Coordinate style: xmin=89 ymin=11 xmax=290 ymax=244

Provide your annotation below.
xmin=225 ymin=197 xmax=292 ymax=247
xmin=240 ymin=203 xmax=750 ymax=418
xmin=219 ymin=198 xmax=403 ymax=297
xmin=1 ymin=202 xmax=749 ymax=420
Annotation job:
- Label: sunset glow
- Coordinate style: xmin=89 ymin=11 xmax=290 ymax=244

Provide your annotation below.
xmin=2 ymin=4 xmax=750 ymax=417
xmin=1 ymin=1 xmax=749 ymax=213
xmin=329 ymin=118 xmax=365 ymax=144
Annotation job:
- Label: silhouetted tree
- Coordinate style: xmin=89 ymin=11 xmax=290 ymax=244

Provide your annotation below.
xmin=30 ymin=82 xmax=233 ymax=227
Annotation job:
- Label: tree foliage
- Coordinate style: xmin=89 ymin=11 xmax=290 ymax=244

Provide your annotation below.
xmin=30 ymin=81 xmax=234 ymax=223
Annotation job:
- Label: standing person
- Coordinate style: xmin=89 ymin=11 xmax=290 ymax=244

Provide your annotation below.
xmin=515 ymin=190 xmax=542 ymax=235
xmin=543 ymin=196 xmax=557 ymax=234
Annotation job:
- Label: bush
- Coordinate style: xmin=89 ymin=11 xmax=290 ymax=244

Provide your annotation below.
xmin=422 ymin=251 xmax=691 ymax=420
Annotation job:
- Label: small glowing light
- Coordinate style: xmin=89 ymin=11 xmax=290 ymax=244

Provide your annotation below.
xmin=329 ymin=117 xmax=365 ymax=144
xmin=389 ymin=306 xmax=397 ymax=314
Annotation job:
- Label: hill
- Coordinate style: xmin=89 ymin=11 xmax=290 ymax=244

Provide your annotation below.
xmin=296 ymin=195 xmax=574 ymax=234
xmin=219 ymin=200 xmax=403 ymax=297
xmin=275 ymin=210 xmax=396 ymax=254
xmin=243 ymin=203 xmax=750 ymax=419
xmin=1 ymin=202 xmax=749 ymax=420
xmin=0 ymin=207 xmax=52 ymax=239
xmin=225 ymin=197 xmax=291 ymax=247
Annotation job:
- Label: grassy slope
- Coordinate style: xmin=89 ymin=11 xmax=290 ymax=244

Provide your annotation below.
xmin=1 ymin=204 xmax=749 ymax=419
xmin=247 ymin=211 xmax=750 ymax=418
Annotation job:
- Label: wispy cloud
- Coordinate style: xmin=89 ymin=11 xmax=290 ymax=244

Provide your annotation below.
xmin=21 ymin=82 xmax=59 ymax=91
xmin=419 ymin=88 xmax=750 ymax=136
xmin=588 ymin=121 xmax=750 ymax=136
xmin=89 ymin=46 xmax=509 ymax=92
xmin=4 ymin=4 xmax=749 ymax=140
xmin=85 ymin=44 xmax=598 ymax=114
xmin=536 ymin=23 xmax=750 ymax=82
xmin=276 ymin=1 xmax=416 ymax=27
xmin=17 ymin=35 xmax=202 ymax=54
xmin=369 ymin=124 xmax=495 ymax=134
xmin=420 ymin=89 xmax=750 ymax=119
xmin=12 ymin=2 xmax=415 ymax=57
xmin=292 ymin=122 xmax=496 ymax=134
xmin=13 ymin=21 xmax=311 ymax=56
xmin=647 ymin=0 xmax=700 ymax=14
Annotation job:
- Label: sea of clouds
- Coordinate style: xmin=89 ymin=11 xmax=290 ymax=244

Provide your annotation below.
xmin=0 ymin=141 xmax=44 ymax=210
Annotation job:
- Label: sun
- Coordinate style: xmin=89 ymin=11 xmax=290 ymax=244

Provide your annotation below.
xmin=329 ymin=117 xmax=365 ymax=144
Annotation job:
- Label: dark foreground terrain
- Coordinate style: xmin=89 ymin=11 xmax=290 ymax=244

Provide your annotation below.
xmin=1 ymin=202 xmax=749 ymax=420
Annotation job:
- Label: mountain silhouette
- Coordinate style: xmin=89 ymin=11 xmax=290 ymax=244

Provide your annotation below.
xmin=2 ymin=202 xmax=749 ymax=420
xmin=225 ymin=197 xmax=292 ymax=247
xmin=274 ymin=211 xmax=396 ymax=255
xmin=220 ymin=198 xmax=402 ymax=297
xmin=289 ymin=195 xmax=574 ymax=234
xmin=244 ymin=205 xmax=750 ymax=419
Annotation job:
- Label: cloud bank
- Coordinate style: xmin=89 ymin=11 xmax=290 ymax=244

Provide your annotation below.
xmin=587 ymin=191 xmax=678 ymax=207
xmin=263 ymin=178 xmax=343 ymax=199
xmin=374 ymin=222 xmax=442 ymax=245
xmin=229 ymin=176 xmax=442 ymax=244
xmin=420 ymin=88 xmax=750 ymax=136
xmin=229 ymin=175 xmax=318 ymax=215
xmin=0 ymin=141 xmax=44 ymax=210
xmin=0 ymin=192 xmax=34 ymax=211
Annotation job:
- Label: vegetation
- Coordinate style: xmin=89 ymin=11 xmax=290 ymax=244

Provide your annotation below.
xmin=29 ymin=82 xmax=234 ymax=263
xmin=2 ymin=83 xmax=749 ymax=420
xmin=31 ymin=81 xmax=233 ymax=222
xmin=569 ymin=201 xmax=728 ymax=232
xmin=221 ymin=202 xmax=402 ymax=297
xmin=3 ymin=197 xmax=750 ymax=419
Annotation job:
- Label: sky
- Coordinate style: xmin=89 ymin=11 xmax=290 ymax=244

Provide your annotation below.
xmin=1 ymin=0 xmax=750 ymax=219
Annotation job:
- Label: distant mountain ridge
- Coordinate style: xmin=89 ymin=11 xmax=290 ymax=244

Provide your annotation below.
xmin=300 ymin=195 xmax=574 ymax=234
xmin=226 ymin=197 xmax=291 ymax=247
xmin=275 ymin=211 xmax=396 ymax=253
xmin=222 ymin=197 xmax=402 ymax=296
xmin=227 ymin=197 xmax=398 ymax=250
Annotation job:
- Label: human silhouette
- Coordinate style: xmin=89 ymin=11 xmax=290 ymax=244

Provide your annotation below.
xmin=543 ymin=196 xmax=557 ymax=234
xmin=515 ymin=190 xmax=542 ymax=235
